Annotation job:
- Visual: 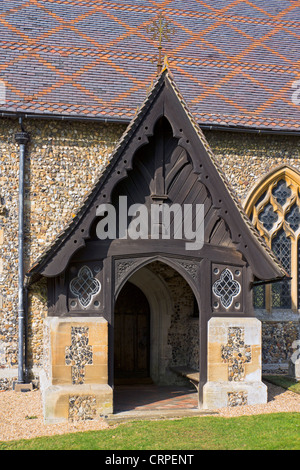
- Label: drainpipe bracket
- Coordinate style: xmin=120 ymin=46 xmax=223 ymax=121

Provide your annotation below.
xmin=15 ymin=132 xmax=29 ymax=145
xmin=13 ymin=381 xmax=33 ymax=393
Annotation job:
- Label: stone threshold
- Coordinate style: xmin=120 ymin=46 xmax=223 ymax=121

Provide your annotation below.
xmin=105 ymin=408 xmax=218 ymax=424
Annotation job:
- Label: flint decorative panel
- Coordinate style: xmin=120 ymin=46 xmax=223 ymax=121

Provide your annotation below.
xmin=203 ymin=317 xmax=267 ymax=410
xmin=221 ymin=327 xmax=251 ymax=381
xmin=65 ymin=326 xmax=93 ymax=385
xmin=41 ymin=317 xmax=112 ymax=424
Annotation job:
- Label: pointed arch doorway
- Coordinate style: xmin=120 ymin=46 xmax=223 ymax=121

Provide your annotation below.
xmin=114 ymin=281 xmax=151 ymax=384
xmin=113 ymin=261 xmax=200 ymax=411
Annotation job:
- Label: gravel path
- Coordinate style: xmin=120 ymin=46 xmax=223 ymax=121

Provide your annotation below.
xmin=0 ymin=382 xmax=299 ymax=442
xmin=0 ymin=389 xmax=110 ymax=442
xmin=218 ymin=382 xmax=300 ymax=417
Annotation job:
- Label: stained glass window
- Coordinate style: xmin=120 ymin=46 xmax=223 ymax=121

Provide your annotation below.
xmin=253 ymin=285 xmax=265 ymax=309
xmin=271 ymin=230 xmax=291 ymax=309
xmin=285 ymin=205 xmax=300 ymax=232
xmin=258 ymin=204 xmax=278 ymax=231
xmin=244 ymin=168 xmax=300 ymax=312
xmin=272 ymin=179 xmax=292 ymax=206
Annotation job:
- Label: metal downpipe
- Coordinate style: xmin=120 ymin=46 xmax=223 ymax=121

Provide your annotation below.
xmin=15 ymin=127 xmax=29 ymax=384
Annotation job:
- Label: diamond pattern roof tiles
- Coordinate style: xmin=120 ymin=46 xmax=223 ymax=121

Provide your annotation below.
xmin=0 ymin=0 xmax=299 ymax=131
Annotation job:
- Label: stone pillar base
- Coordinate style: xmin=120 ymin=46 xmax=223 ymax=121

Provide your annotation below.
xmin=203 ymin=381 xmax=267 ymax=409
xmin=43 ymin=384 xmax=113 ymax=424
xmin=203 ymin=317 xmax=267 ymax=410
xmin=289 ymin=358 xmax=300 ymax=381
xmin=41 ymin=317 xmax=111 ymax=424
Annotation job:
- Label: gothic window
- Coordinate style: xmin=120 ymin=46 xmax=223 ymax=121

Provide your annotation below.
xmin=244 ymin=167 xmax=300 ymax=312
xmin=271 ymin=229 xmax=291 ymax=309
xmin=258 ymin=203 xmax=278 ymax=231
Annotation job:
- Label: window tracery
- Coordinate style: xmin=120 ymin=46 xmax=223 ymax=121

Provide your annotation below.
xmin=70 ymin=266 xmax=101 ymax=309
xmin=244 ymin=167 xmax=300 ymax=312
xmin=212 ymin=268 xmax=241 ymax=309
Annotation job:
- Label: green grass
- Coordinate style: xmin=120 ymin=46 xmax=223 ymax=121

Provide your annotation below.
xmin=263 ymin=375 xmax=300 ymax=395
xmin=0 ymin=413 xmax=299 ymax=450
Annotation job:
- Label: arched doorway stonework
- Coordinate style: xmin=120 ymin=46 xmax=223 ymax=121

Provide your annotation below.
xmin=115 ymin=261 xmax=199 ymax=388
xmin=122 ymin=266 xmax=173 ymax=386
xmin=28 ymin=70 xmax=287 ymax=423
xmin=113 ymin=257 xmax=202 ymax=390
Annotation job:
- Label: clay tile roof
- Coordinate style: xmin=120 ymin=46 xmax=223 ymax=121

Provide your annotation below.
xmin=0 ymin=0 xmax=300 ymax=131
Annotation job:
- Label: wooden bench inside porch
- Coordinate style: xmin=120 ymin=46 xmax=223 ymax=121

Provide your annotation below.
xmin=170 ymin=366 xmax=200 ymax=391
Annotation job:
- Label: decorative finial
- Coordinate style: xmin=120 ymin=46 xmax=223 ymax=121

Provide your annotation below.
xmin=146 ymin=13 xmax=175 ymax=75
xmin=162 ymin=55 xmax=169 ymax=72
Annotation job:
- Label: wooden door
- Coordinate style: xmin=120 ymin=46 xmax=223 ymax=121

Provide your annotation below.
xmin=114 ymin=282 xmax=150 ymax=383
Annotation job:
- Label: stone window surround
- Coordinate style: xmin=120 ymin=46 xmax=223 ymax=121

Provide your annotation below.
xmin=244 ymin=166 xmax=300 ymax=313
